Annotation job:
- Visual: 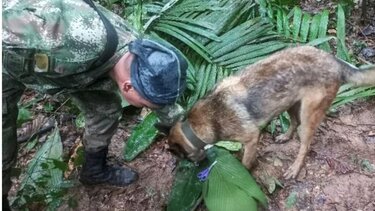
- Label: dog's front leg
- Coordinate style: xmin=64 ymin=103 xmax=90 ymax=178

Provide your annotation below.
xmin=241 ymin=131 xmax=260 ymax=170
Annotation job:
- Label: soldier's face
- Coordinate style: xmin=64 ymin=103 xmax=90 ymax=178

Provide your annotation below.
xmin=121 ymin=86 xmax=159 ymax=109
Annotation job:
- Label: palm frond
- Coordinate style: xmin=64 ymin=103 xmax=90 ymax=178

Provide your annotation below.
xmin=154 ymin=23 xmax=212 ymax=61
xmin=336 ymin=4 xmax=350 ymax=61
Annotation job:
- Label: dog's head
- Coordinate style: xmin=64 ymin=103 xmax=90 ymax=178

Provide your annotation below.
xmin=167 ymin=121 xmax=206 ymax=162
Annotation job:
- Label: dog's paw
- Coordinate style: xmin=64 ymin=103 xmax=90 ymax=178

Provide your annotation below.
xmin=275 ymin=134 xmax=291 ymax=143
xmin=283 ymin=164 xmax=301 ymax=179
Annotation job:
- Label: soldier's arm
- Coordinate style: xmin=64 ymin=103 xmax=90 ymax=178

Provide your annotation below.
xmin=153 ymin=103 xmax=185 ymax=135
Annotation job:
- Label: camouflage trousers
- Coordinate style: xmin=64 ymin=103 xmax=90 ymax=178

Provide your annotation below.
xmin=2 ymin=71 xmax=122 ymax=195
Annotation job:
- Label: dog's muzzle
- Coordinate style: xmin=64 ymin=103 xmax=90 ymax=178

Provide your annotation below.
xmin=187 ymin=149 xmax=206 ymax=162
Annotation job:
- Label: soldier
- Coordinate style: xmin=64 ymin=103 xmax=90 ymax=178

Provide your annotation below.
xmin=2 ymin=0 xmax=187 ymax=210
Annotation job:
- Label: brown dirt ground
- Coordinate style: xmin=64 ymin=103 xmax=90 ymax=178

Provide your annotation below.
xmin=8 ymin=1 xmax=375 ymax=211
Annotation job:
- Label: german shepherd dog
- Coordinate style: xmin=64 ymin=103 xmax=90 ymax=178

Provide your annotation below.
xmin=168 ymin=46 xmax=375 ymax=179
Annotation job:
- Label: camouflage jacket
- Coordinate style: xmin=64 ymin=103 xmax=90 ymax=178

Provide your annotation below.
xmin=2 ymin=0 xmax=137 ymax=94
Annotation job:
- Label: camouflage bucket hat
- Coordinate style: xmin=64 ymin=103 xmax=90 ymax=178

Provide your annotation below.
xmin=129 ymin=39 xmax=188 ymax=106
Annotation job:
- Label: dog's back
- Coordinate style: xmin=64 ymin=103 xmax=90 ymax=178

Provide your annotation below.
xmin=216 ymin=47 xmax=340 ymax=124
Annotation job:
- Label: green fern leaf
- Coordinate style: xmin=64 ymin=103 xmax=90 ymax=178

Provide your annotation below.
xmin=300 ymin=13 xmax=311 ymax=42
xmin=292 ymin=7 xmax=302 ymax=41
xmin=154 ymin=24 xmax=212 ymax=62
xmin=308 ymin=14 xmax=321 ymax=41
xmin=318 ymin=10 xmax=331 ymax=51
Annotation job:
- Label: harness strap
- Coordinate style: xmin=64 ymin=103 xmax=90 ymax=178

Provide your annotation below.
xmin=83 ymin=0 xmax=118 ymax=68
xmin=181 ymin=120 xmax=207 ymax=150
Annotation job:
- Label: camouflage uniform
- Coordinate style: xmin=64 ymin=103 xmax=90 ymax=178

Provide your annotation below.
xmin=2 ymin=0 xmax=183 ymax=195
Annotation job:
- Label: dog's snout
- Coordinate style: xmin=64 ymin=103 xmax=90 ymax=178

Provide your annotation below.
xmin=187 ymin=150 xmax=206 ymax=162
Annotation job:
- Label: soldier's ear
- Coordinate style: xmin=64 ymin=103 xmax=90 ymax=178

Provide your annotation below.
xmin=122 ymin=80 xmax=133 ymax=92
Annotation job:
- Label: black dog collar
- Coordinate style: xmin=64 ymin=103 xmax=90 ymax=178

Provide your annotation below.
xmin=181 ymin=120 xmax=206 ymax=150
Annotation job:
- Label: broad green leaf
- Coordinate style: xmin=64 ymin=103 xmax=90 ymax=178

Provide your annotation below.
xmin=124 ymin=112 xmax=158 ymax=161
xmin=167 ymin=160 xmax=203 ymax=211
xmin=203 ymin=147 xmax=267 ymax=209
xmin=215 ymin=141 xmax=242 ymax=151
xmin=204 ymin=166 xmax=258 ymax=211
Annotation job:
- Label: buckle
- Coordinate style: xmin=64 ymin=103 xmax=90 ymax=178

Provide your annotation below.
xmin=34 ymin=53 xmax=49 ymax=72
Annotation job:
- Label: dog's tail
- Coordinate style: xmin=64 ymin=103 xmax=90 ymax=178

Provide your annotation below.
xmin=338 ymin=59 xmax=375 ymax=86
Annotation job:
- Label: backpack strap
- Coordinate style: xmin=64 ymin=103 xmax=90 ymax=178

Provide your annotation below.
xmin=83 ymin=0 xmax=119 ymax=68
